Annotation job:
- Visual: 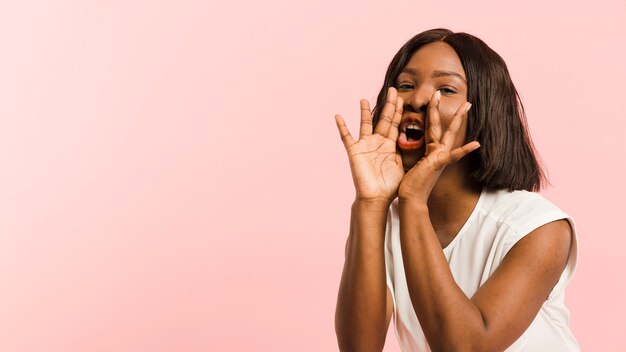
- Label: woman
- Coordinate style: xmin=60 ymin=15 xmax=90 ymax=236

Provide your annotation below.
xmin=334 ymin=29 xmax=578 ymax=351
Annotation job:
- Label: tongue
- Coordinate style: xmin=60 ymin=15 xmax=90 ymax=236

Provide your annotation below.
xmin=406 ymin=130 xmax=424 ymax=142
xmin=397 ymin=132 xmax=424 ymax=150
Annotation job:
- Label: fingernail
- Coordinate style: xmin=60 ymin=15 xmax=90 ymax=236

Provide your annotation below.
xmin=465 ymin=103 xmax=472 ymax=112
xmin=435 ymin=90 xmax=441 ymax=100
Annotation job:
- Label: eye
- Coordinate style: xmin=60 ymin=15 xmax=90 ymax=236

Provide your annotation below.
xmin=438 ymin=87 xmax=457 ymax=95
xmin=396 ymin=83 xmax=414 ymax=91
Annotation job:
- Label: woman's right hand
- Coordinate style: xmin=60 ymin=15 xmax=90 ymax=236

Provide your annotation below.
xmin=335 ymin=87 xmax=405 ymax=204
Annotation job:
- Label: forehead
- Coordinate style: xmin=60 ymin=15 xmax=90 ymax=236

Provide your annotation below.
xmin=402 ymin=42 xmax=466 ymax=80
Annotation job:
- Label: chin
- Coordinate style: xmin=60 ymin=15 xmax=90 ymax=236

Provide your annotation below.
xmin=401 ymin=151 xmax=423 ymax=171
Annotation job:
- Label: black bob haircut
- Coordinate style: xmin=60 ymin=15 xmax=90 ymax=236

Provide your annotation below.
xmin=371 ymin=28 xmax=546 ymax=192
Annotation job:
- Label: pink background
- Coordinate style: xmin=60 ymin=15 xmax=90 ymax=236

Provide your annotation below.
xmin=1 ymin=0 xmax=624 ymax=351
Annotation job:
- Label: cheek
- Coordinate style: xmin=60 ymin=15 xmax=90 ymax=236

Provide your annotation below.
xmin=439 ymin=105 xmax=459 ymax=128
xmin=438 ymin=97 xmax=465 ymax=121
xmin=439 ymin=104 xmax=468 ymax=144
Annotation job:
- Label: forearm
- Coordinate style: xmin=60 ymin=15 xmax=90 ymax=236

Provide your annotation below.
xmin=398 ymin=199 xmax=487 ymax=351
xmin=335 ymin=200 xmax=390 ymax=352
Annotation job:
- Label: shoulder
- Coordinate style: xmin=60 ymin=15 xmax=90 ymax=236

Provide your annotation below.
xmin=479 ymin=189 xmax=561 ymax=217
xmin=477 ymin=189 xmax=572 ymax=237
xmin=505 ymin=219 xmax=572 ymax=267
xmin=477 ymin=189 xmax=578 ymax=298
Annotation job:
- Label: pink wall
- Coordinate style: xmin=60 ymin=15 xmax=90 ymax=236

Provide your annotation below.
xmin=1 ymin=0 xmax=624 ymax=350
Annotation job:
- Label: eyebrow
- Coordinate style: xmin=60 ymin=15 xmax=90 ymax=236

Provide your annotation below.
xmin=400 ymin=68 xmax=467 ymax=83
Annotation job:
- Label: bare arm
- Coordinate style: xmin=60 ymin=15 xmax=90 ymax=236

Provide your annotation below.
xmin=334 ymin=88 xmax=403 ymax=351
xmin=335 ymin=200 xmax=394 ymax=351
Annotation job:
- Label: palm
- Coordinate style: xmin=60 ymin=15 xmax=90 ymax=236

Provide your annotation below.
xmin=346 ymin=133 xmax=404 ymax=200
xmin=335 ymin=88 xmax=405 ymax=203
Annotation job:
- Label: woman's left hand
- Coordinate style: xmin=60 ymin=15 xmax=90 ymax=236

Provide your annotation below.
xmin=398 ymin=90 xmax=481 ymax=203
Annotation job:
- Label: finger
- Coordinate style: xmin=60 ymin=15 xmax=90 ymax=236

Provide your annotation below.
xmin=431 ymin=141 xmax=480 ymax=169
xmin=426 ymin=90 xmax=442 ymax=144
xmin=387 ymin=96 xmax=403 ymax=141
xmin=425 ymin=142 xmax=439 ymax=156
xmin=448 ymin=141 xmax=481 ymax=163
xmin=374 ymin=87 xmax=397 ymax=136
xmin=335 ymin=114 xmax=356 ymax=148
xmin=442 ymin=102 xmax=471 ymax=147
xmin=359 ymin=99 xmax=373 ymax=138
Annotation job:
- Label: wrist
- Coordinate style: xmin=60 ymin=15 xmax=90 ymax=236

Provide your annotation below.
xmin=398 ymin=182 xmax=431 ymax=205
xmin=352 ymin=197 xmax=392 ymax=212
xmin=398 ymin=197 xmax=429 ymax=213
xmin=397 ymin=191 xmax=428 ymax=205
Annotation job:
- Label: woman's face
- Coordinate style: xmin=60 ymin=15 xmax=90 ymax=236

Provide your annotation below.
xmin=395 ymin=41 xmax=468 ymax=170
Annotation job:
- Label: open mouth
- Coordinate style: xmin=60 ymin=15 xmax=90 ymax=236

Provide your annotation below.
xmin=405 ymin=123 xmax=424 ymax=141
xmin=397 ymin=119 xmax=425 ymax=150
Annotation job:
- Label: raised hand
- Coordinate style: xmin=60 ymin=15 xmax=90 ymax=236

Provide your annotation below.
xmin=398 ymin=90 xmax=480 ymax=203
xmin=335 ymin=88 xmax=404 ymax=204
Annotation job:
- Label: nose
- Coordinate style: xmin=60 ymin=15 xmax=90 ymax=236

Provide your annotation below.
xmin=403 ymin=86 xmax=433 ymax=114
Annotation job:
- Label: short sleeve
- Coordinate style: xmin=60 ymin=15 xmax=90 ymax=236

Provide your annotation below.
xmin=498 ymin=198 xmax=578 ymax=300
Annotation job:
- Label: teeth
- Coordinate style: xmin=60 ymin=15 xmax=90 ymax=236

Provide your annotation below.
xmin=406 ymin=123 xmax=422 ymax=131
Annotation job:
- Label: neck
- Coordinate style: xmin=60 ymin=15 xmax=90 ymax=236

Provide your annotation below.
xmin=427 ymin=161 xmax=482 ymax=248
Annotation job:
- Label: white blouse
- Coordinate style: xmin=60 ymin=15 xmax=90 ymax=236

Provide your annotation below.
xmin=384 ymin=189 xmax=579 ymax=351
